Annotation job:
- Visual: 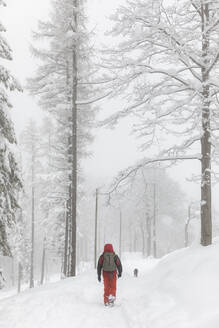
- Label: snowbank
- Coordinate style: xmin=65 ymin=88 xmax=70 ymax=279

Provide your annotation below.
xmin=1 ymin=242 xmax=219 ymax=327
xmin=129 ymin=239 xmax=219 ymax=328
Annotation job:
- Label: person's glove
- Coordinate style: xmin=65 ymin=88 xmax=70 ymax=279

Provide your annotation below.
xmin=98 ymin=275 xmax=101 ymax=282
xmin=118 ymin=272 xmax=122 ymax=278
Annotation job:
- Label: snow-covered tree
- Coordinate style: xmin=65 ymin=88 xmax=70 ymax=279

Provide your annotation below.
xmin=19 ymin=118 xmax=65 ymax=286
xmin=9 ymin=201 xmax=31 ymax=292
xmin=29 ymin=0 xmax=97 ymax=276
xmin=108 ymin=167 xmax=186 ymax=257
xmin=20 ymin=121 xmax=41 ymax=288
xmin=38 ymin=117 xmax=66 ymax=280
xmin=102 ymin=0 xmax=219 ymax=246
xmin=0 ymin=1 xmax=22 ymax=255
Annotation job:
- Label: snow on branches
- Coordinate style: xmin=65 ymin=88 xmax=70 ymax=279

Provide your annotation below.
xmin=102 ymin=0 xmax=219 ymax=158
xmin=101 ymin=0 xmax=219 ymax=245
xmin=0 ymin=4 xmax=22 ymax=255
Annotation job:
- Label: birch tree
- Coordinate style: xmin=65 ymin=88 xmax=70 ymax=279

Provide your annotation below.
xmin=102 ymin=0 xmax=219 ymax=246
xmin=0 ymin=1 xmax=22 ymax=255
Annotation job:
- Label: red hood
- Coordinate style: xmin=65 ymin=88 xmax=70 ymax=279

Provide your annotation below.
xmin=104 ymin=244 xmax=114 ymax=253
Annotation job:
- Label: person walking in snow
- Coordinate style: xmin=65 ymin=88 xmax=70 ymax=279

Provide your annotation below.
xmin=97 ymin=243 xmax=122 ymax=306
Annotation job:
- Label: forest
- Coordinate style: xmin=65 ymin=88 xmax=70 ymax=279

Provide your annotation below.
xmin=0 ymin=1 xmax=219 ymax=327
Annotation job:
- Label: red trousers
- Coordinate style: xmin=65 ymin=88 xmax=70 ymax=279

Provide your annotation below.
xmin=103 ymin=271 xmax=117 ymax=304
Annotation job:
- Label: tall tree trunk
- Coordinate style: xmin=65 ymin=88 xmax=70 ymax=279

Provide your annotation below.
xmin=68 ymin=196 xmax=72 ymax=276
xmin=119 ymin=210 xmax=122 ymax=258
xmin=63 ymin=202 xmax=69 ymax=277
xmin=201 ymin=3 xmax=212 ymax=246
xmin=140 ymin=223 xmax=146 ymax=257
xmin=11 ymin=258 xmax=15 ymax=287
xmin=70 ymin=0 xmax=78 ymax=277
xmin=66 ymin=59 xmax=71 ymax=277
xmin=134 ymin=232 xmax=137 ymax=252
xmin=84 ymin=238 xmax=88 ymax=261
xmin=142 ymin=178 xmax=152 ymax=257
xmin=185 ymin=205 xmax=191 ymax=247
xmin=94 ymin=188 xmax=98 ymax=269
xmin=30 ymin=155 xmax=35 ymax=288
xmin=146 ymin=214 xmax=151 ymax=257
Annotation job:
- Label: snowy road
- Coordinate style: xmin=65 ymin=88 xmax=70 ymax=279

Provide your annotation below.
xmin=0 ymin=272 xmax=144 ymax=328
xmin=1 ymin=245 xmax=219 ymax=328
xmin=0 ymin=258 xmax=156 ymax=328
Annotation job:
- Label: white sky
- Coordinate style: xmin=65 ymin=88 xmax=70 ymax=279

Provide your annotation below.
xmin=2 ymin=0 xmax=218 ymax=213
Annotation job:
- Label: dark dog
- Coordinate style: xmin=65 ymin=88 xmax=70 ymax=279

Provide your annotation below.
xmin=134 ymin=268 xmax=138 ymax=277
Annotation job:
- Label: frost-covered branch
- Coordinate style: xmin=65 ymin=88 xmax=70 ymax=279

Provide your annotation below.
xmin=107 ymin=154 xmax=201 ymax=196
xmin=76 ymin=91 xmax=112 ymax=105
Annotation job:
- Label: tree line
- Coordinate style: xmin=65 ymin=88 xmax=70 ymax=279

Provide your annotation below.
xmin=0 ymin=0 xmax=218 ymax=289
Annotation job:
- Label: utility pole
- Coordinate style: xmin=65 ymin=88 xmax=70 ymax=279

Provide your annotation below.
xmin=17 ymin=262 xmax=22 ymax=294
xmin=94 ymin=189 xmax=98 ymax=269
xmin=40 ymin=237 xmax=46 ymax=285
xmin=119 ymin=210 xmax=122 ymax=258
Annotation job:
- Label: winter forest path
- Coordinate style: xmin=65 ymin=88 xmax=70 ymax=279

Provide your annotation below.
xmin=1 ymin=245 xmax=219 ymax=328
xmin=0 ymin=257 xmax=158 ymax=328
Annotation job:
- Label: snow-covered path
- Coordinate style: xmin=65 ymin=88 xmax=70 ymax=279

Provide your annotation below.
xmin=0 ymin=258 xmax=157 ymax=328
xmin=1 ymin=244 xmax=219 ymax=328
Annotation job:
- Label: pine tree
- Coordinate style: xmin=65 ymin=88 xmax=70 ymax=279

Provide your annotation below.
xmin=29 ymin=0 xmax=96 ymax=276
xmin=0 ymin=1 xmax=22 ymax=255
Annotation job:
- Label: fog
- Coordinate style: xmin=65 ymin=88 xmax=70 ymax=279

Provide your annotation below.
xmin=3 ymin=0 xmax=203 ymax=198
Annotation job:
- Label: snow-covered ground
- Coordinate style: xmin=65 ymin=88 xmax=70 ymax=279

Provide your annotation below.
xmin=0 ymin=242 xmax=219 ymax=328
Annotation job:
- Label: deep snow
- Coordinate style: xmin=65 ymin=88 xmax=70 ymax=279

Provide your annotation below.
xmin=1 ymin=242 xmax=219 ymax=328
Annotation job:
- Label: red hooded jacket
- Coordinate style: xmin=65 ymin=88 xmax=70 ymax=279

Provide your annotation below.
xmin=97 ymin=244 xmax=122 ymax=277
xmin=104 ymin=244 xmax=114 ymax=253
